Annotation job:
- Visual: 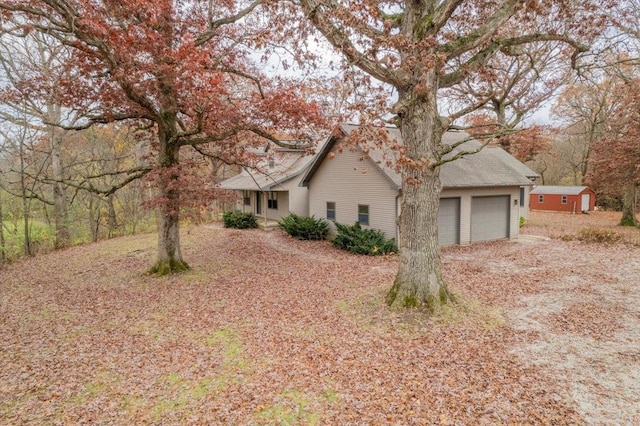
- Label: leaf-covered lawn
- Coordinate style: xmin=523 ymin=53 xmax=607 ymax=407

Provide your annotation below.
xmin=1 ymin=219 xmax=639 ymax=425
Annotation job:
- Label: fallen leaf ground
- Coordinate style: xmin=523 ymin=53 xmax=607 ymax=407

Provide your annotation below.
xmin=1 ymin=212 xmax=639 ymax=425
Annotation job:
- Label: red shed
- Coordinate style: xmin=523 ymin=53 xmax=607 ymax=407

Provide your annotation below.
xmin=530 ymin=186 xmax=596 ymax=213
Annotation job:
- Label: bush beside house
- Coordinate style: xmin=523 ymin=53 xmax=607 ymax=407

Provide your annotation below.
xmin=222 ymin=211 xmax=258 ymax=229
xmin=278 ymin=213 xmax=329 ymax=240
xmin=332 ymin=222 xmax=397 ymax=256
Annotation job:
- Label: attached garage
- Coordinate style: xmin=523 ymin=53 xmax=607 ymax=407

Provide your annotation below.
xmin=438 ymin=197 xmax=460 ymax=246
xmin=471 ymin=195 xmax=510 ymax=242
xmin=301 ymin=124 xmax=537 ymax=245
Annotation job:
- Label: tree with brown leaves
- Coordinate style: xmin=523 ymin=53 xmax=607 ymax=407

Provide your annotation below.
xmin=296 ymin=0 xmax=610 ymax=310
xmin=589 ymin=78 xmax=640 ymax=226
xmin=0 ymin=0 xmax=324 ymax=274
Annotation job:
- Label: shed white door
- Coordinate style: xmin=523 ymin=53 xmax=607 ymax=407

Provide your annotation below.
xmin=581 ymin=194 xmax=590 ymax=211
xmin=471 ymin=196 xmax=510 ymax=242
xmin=438 ymin=198 xmax=460 ymax=246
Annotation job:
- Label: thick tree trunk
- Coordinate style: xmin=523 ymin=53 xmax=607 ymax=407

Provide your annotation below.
xmin=386 ymin=69 xmax=453 ymax=311
xmin=51 ymin=139 xmax=70 ymax=249
xmin=45 ymin=102 xmax=71 ymax=249
xmin=148 ymin=140 xmax=189 ymax=275
xmin=620 ymin=185 xmax=638 ymax=227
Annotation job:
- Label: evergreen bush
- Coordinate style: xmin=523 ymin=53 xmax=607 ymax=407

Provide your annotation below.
xmin=332 ymin=222 xmax=397 ymax=256
xmin=278 ymin=213 xmax=329 ymax=240
xmin=222 ymin=210 xmax=258 ymax=229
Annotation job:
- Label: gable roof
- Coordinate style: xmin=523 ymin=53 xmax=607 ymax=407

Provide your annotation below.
xmin=530 ymin=186 xmax=591 ymax=195
xmin=218 ymin=147 xmax=319 ymax=191
xmin=301 ymin=124 xmax=535 ymax=189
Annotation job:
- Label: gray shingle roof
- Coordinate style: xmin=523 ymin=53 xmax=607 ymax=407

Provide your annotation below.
xmin=530 ymin=186 xmax=589 ymax=195
xmin=302 ymin=124 xmax=535 ymax=189
xmin=218 ymin=148 xmax=318 ymax=191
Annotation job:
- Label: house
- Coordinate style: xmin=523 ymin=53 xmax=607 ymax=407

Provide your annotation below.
xmin=217 ymin=143 xmax=317 ymax=227
xmin=300 ymin=124 xmax=538 ymax=245
xmin=530 ymin=186 xmax=596 ymax=213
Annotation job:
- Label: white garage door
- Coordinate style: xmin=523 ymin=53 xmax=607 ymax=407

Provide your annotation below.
xmin=471 ymin=196 xmax=510 ymax=242
xmin=438 ymin=198 xmax=460 ymax=246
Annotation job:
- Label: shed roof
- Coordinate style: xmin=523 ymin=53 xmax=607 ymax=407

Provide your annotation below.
xmin=530 ymin=186 xmax=590 ymax=195
xmin=301 ymin=124 xmax=535 ymax=189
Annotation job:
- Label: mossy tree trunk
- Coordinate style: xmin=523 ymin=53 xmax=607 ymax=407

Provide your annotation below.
xmin=148 ymin=126 xmax=189 ymax=275
xmin=620 ymin=185 xmax=638 ymax=227
xmin=386 ymin=68 xmax=453 ymax=311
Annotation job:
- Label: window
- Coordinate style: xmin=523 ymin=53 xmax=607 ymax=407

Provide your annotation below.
xmin=519 ymin=187 xmax=525 ymax=207
xmin=538 ymin=195 xmax=544 ymax=203
xmin=326 ymin=202 xmax=336 ymax=220
xmin=267 ymin=191 xmax=278 ymax=209
xmin=561 ymin=195 xmax=568 ymax=204
xmin=242 ymin=190 xmax=251 ymax=206
xmin=358 ymin=204 xmax=369 ymax=226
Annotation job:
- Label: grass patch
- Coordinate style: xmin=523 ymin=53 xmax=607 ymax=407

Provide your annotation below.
xmin=255 ymin=389 xmax=329 ymax=425
xmin=206 ymin=328 xmax=250 ymax=371
xmin=432 ymin=297 xmax=505 ymax=330
xmin=150 ymin=373 xmax=230 ymax=420
xmin=147 ymin=329 xmax=254 ymax=421
xmin=68 ymin=370 xmax=120 ymax=405
xmin=335 ymin=288 xmax=504 ymax=336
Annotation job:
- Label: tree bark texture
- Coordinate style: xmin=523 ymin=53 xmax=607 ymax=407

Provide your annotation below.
xmin=51 ymin=131 xmax=71 ymax=249
xmin=386 ymin=69 xmax=453 ymax=310
xmin=148 ymin=138 xmax=189 ymax=275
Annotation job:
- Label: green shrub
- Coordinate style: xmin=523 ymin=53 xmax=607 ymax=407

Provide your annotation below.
xmin=222 ymin=210 xmax=258 ymax=229
xmin=619 ymin=217 xmax=638 ymax=227
xmin=519 ymin=216 xmax=526 ymax=228
xmin=332 ymin=222 xmax=397 ymax=256
xmin=278 ymin=213 xmax=329 ymax=240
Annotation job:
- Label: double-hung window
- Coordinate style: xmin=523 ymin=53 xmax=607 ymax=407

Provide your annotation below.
xmin=326 ymin=202 xmax=336 ymax=220
xmin=267 ymin=191 xmax=278 ymax=209
xmin=242 ymin=190 xmax=251 ymax=206
xmin=358 ymin=205 xmax=369 ymax=226
xmin=561 ymin=195 xmax=568 ymax=204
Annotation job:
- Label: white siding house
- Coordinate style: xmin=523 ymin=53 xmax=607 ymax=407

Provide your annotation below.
xmin=300 ymin=124 xmax=537 ymax=245
xmin=306 ymin=146 xmax=399 ymax=239
xmin=218 ymin=146 xmax=316 ymax=225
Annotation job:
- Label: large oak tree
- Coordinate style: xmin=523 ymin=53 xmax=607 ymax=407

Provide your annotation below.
xmin=0 ymin=0 xmax=322 ymax=273
xmin=296 ymin=0 xmax=610 ymax=310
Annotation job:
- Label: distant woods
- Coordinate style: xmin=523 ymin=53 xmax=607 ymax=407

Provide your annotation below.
xmin=0 ymin=123 xmax=235 ymax=264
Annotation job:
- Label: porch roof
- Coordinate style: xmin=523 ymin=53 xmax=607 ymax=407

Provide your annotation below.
xmin=218 ymin=148 xmax=319 ymax=191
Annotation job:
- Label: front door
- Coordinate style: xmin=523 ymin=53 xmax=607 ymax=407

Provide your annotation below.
xmin=256 ymin=191 xmax=262 ymax=215
xmin=581 ymin=194 xmax=590 ymax=211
